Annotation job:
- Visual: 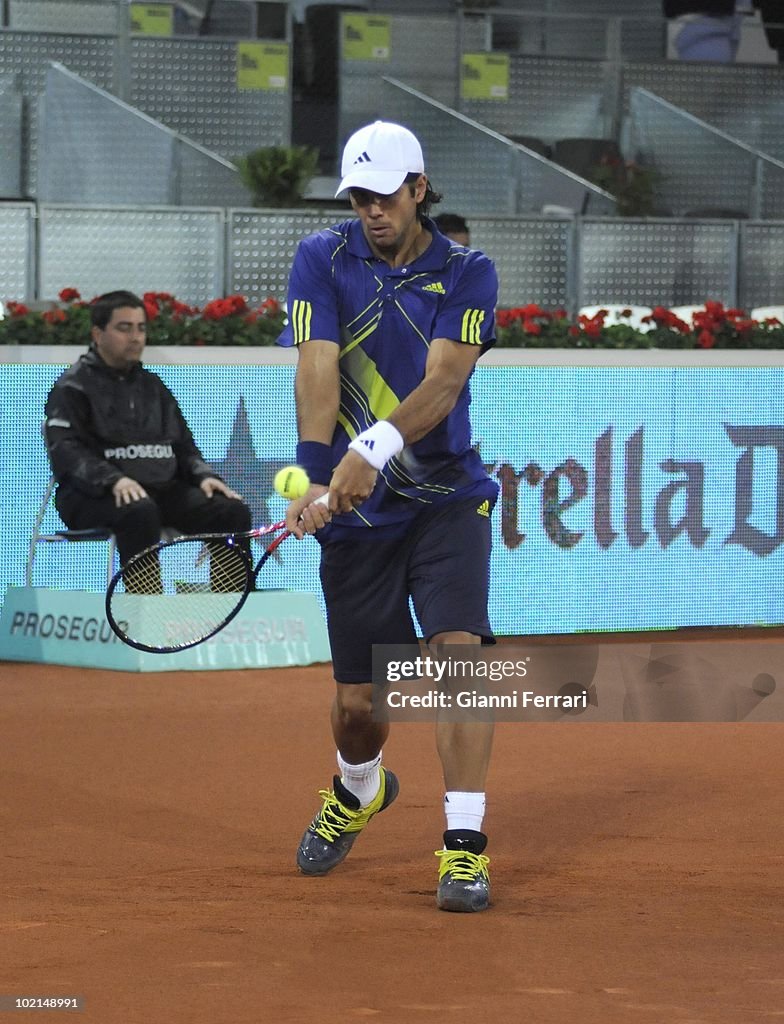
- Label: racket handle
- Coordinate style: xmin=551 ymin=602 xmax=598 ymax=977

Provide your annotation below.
xmin=294 ymin=490 xmax=330 ymax=527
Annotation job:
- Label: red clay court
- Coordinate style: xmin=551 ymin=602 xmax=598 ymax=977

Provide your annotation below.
xmin=1 ymin=632 xmax=783 ymax=1024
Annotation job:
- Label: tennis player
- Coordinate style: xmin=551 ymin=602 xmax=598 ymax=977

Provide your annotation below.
xmin=277 ymin=121 xmax=499 ymax=912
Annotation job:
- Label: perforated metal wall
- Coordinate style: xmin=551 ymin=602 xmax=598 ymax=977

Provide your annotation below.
xmin=0 ymin=204 xmax=34 ymax=302
xmin=0 ymin=32 xmax=116 ymax=195
xmin=339 ymin=15 xmax=461 ymax=145
xmin=623 ymin=61 xmax=784 ymax=164
xmin=226 ymin=208 xmax=572 ymax=310
xmin=7 ymin=0 xmax=119 ymax=34
xmin=462 ymin=54 xmax=609 ymax=145
xmin=130 ymin=38 xmax=290 ymax=161
xmin=0 ymin=75 xmax=23 ymax=197
xmin=578 ymin=219 xmax=737 ymax=308
xmin=228 ymin=208 xmax=348 ymax=304
xmin=38 ymin=207 xmax=224 ymax=305
xmin=469 ymin=217 xmax=572 ymax=309
xmin=739 ymin=223 xmax=784 ymax=310
xmin=11 ymin=205 xmax=784 ymax=312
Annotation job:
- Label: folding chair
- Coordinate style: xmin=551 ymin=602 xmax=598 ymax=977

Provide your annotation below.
xmin=25 ymin=476 xmax=118 ymax=587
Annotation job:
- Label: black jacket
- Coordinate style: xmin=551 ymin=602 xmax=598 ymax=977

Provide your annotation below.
xmin=45 ymin=346 xmax=216 ymax=496
xmin=664 ymin=1 xmax=736 ymax=15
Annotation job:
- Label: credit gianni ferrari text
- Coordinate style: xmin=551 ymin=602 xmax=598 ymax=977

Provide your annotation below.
xmin=382 ymin=654 xmax=587 ymax=713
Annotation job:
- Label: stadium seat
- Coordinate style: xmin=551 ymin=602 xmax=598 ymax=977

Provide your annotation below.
xmin=552 ymin=138 xmax=623 ymax=183
xmin=507 ymin=135 xmax=552 ymax=160
xmin=750 ymin=305 xmax=784 ymax=322
xmin=577 ymin=304 xmax=654 ymax=331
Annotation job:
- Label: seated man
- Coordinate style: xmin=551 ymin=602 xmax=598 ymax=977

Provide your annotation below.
xmin=44 ymin=290 xmax=251 ymax=569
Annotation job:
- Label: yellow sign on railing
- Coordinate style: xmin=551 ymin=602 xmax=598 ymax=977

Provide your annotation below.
xmin=461 ymin=52 xmax=510 ymax=100
xmin=343 ymin=14 xmax=391 ymax=61
xmin=130 ymin=3 xmax=173 ymax=36
xmin=237 ymin=42 xmax=289 ymax=92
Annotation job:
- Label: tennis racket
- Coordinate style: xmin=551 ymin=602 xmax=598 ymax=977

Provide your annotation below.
xmin=105 ymin=493 xmax=329 ymax=653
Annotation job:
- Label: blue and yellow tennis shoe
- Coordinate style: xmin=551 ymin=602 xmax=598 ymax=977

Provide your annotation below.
xmin=435 ymin=829 xmax=491 ymax=912
xmin=296 ymin=767 xmax=399 ymax=876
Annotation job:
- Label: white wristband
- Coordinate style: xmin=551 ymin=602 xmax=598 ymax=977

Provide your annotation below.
xmin=348 ymin=420 xmax=404 ymax=471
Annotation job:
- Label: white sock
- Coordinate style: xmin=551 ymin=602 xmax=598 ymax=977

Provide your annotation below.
xmin=337 ymin=750 xmax=382 ymax=809
xmin=444 ymin=791 xmax=486 ymax=833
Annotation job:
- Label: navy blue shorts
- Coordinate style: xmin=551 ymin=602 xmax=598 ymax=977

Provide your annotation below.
xmin=319 ymin=495 xmax=496 ymax=684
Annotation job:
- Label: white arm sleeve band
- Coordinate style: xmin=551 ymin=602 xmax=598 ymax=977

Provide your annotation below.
xmin=348 ymin=420 xmax=404 ymax=471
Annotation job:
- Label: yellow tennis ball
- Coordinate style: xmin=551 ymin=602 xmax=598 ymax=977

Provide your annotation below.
xmin=274 ymin=465 xmax=310 ymax=500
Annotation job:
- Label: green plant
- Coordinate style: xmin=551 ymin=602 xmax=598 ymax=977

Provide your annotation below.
xmin=235 ymin=145 xmax=320 ymax=208
xmin=589 ymin=156 xmax=660 ymax=217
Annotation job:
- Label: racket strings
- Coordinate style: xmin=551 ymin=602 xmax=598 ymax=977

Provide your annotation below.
xmin=121 ymin=550 xmax=164 ymax=595
xmin=109 ymin=537 xmax=252 ymax=651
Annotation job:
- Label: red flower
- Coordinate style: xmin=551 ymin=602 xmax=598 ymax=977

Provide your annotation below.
xmin=697 ymin=329 xmax=715 ymax=348
xmin=568 ymin=326 xmax=580 ymax=337
xmin=43 ymin=309 xmax=67 ymax=324
xmin=522 ymin=319 xmax=541 ymax=335
xmin=143 ymin=298 xmax=159 ymax=321
xmin=6 ymin=301 xmax=30 ymax=317
xmin=58 ymin=287 xmax=81 ymax=302
xmin=260 ymin=297 xmax=281 ymax=316
xmin=202 ymin=299 xmax=229 ymax=320
xmin=519 ymin=303 xmax=544 ymax=319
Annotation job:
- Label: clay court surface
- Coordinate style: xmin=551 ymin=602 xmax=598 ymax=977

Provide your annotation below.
xmin=1 ymin=635 xmax=783 ymax=1024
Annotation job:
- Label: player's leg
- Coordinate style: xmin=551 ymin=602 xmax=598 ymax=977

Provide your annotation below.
xmin=296 ymin=536 xmax=415 ymax=876
xmin=409 ymin=495 xmax=496 ymax=912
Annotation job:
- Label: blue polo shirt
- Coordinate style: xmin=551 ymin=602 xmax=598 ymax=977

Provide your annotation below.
xmin=277 ymin=217 xmax=499 ymax=533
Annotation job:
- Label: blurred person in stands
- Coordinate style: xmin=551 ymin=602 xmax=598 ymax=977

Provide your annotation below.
xmin=44 ymin=290 xmax=250 ymax=567
xmin=664 ymin=0 xmax=745 ymax=60
xmin=754 ymin=0 xmax=784 ymax=60
xmin=434 ymin=212 xmax=471 ymax=246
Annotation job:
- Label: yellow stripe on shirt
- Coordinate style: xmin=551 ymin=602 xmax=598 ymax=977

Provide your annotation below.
xmin=461 ymin=308 xmax=485 ymax=345
xmin=292 ymin=299 xmax=313 ymax=345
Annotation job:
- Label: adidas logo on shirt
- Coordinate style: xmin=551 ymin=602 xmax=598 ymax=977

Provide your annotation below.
xmin=422 ymin=282 xmax=446 ymax=294
xmin=476 ymin=500 xmax=491 ymax=518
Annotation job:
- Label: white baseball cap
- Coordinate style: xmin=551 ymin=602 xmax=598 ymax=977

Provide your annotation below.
xmin=335 ymin=121 xmax=425 ymax=198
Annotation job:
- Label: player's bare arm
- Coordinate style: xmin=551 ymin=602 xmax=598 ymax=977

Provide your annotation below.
xmin=288 ymin=340 xmax=340 ymax=534
xmin=389 ymin=337 xmax=481 ymax=444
